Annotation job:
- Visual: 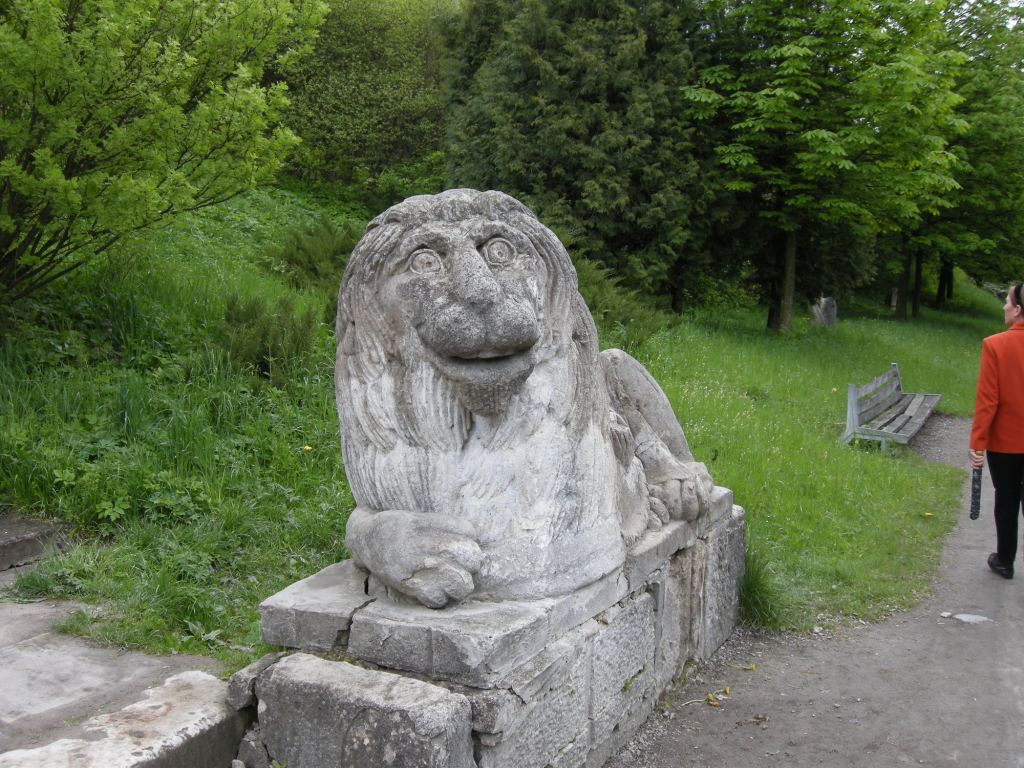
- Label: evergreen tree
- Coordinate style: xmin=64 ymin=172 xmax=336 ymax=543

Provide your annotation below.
xmin=284 ymin=0 xmax=456 ymax=187
xmin=445 ymin=0 xmax=718 ymax=307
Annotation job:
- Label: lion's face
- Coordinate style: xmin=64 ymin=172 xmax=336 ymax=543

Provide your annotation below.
xmin=380 ymin=216 xmax=548 ymax=391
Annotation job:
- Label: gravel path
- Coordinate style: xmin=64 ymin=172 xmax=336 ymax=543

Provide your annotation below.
xmin=608 ymin=414 xmax=1024 ymax=767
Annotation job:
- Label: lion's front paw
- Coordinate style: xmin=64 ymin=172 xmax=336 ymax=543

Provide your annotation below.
xmin=346 ymin=508 xmax=483 ymax=608
xmin=651 ymin=461 xmax=713 ymax=522
xmin=401 ymin=533 xmax=483 ymax=607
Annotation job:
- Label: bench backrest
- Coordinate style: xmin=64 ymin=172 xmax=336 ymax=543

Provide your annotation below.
xmin=847 ymin=362 xmax=902 ymax=431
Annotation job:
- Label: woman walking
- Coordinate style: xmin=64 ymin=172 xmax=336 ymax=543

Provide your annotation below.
xmin=969 ymin=282 xmax=1024 ymax=579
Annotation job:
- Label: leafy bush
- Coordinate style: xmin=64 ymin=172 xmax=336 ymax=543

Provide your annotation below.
xmin=0 ymin=0 xmax=324 ymax=302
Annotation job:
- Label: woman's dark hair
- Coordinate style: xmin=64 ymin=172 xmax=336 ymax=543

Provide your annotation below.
xmin=1014 ymin=282 xmax=1023 ymax=308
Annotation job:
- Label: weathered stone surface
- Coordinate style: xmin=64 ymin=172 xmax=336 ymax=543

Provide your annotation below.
xmin=590 ymin=592 xmax=658 ymax=741
xmin=236 ymin=724 xmax=271 ymax=768
xmin=348 ymin=569 xmax=627 ymax=687
xmin=0 ymin=671 xmax=247 ymax=768
xmin=244 ymin=189 xmax=745 ymax=768
xmin=671 ymin=504 xmax=746 ymax=663
xmin=335 ymin=189 xmax=714 ymax=608
xmin=227 ymin=652 xmax=286 ymax=710
xmin=701 ymin=485 xmax=734 ymax=532
xmin=348 ymin=596 xmax=554 ymax=687
xmin=257 ymin=654 xmax=474 ymax=768
xmin=0 ymin=618 xmax=222 ymax=753
xmin=623 ymin=519 xmax=694 ymax=592
xmin=654 ymin=564 xmax=685 ymax=692
xmin=469 ymin=622 xmax=595 ymax=768
xmin=585 ymin=690 xmax=660 ymax=768
xmin=811 ymin=296 xmax=838 ymax=326
xmin=698 ymin=505 xmax=746 ymax=660
xmin=0 ymin=515 xmax=59 ymax=571
xmin=259 ymin=560 xmax=371 ymax=651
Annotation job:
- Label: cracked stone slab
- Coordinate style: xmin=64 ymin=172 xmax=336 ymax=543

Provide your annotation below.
xmin=227 ymin=653 xmax=287 ymax=710
xmin=700 ymin=486 xmax=734 ymax=531
xmin=0 ymin=671 xmax=247 ymax=768
xmin=259 ymin=560 xmax=372 ymax=651
xmin=0 ymin=623 xmax=221 ymax=754
xmin=347 ymin=569 xmax=628 ymax=688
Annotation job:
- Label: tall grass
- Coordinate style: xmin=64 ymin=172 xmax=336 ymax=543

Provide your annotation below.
xmin=639 ymin=280 xmax=997 ymax=626
xmin=0 ymin=188 xmax=357 ymax=669
xmin=0 ymin=183 xmax=999 ymax=668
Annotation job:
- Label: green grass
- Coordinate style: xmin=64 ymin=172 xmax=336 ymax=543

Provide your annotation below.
xmin=638 ymin=280 xmax=999 ymax=627
xmin=0 ymin=187 xmax=361 ymax=670
xmin=0 ymin=184 xmax=1000 ymax=669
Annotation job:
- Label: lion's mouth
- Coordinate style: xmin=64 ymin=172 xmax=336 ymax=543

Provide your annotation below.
xmin=451 ymin=349 xmax=523 ymax=361
xmin=425 ymin=344 xmax=538 ymax=385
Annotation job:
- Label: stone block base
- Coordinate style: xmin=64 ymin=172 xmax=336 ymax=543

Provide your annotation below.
xmin=235 ymin=495 xmax=745 ymax=768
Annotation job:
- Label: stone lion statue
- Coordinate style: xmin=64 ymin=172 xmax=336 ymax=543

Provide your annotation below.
xmin=336 ymin=189 xmax=712 ymax=608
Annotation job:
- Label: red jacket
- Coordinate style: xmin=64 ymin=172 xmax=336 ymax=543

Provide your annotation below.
xmin=971 ymin=322 xmax=1024 ymax=453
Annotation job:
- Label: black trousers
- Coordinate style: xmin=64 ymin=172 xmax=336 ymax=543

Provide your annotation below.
xmin=986 ymin=451 xmax=1024 ymax=565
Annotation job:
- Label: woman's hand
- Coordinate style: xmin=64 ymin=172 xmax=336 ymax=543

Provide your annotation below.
xmin=969 ymin=449 xmax=985 ymax=470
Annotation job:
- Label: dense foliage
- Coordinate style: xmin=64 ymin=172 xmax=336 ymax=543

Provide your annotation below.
xmin=685 ymin=0 xmax=963 ymax=329
xmin=924 ymin=0 xmax=1024 ymax=302
xmin=444 ymin=0 xmax=1024 ymax=320
xmin=5 ymin=0 xmax=1024 ymax=313
xmin=0 ymin=0 xmax=327 ymax=303
xmin=445 ymin=0 xmax=722 ymax=307
xmin=282 ymin=0 xmax=456 ymax=205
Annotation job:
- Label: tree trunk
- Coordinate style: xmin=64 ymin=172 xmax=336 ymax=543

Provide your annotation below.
xmin=671 ymin=277 xmax=684 ymax=314
xmin=935 ymin=259 xmax=953 ymax=309
xmin=765 ymin=235 xmax=784 ymax=332
xmin=895 ymin=246 xmax=911 ymax=321
xmin=779 ymin=230 xmax=797 ymax=333
xmin=912 ymin=250 xmax=923 ymax=317
xmin=937 ymin=262 xmax=950 ymax=309
xmin=766 ymin=301 xmax=781 ymax=331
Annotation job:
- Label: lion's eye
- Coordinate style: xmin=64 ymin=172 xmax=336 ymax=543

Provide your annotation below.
xmin=409 ymin=249 xmax=442 ymax=274
xmin=482 ymin=238 xmax=515 ymax=267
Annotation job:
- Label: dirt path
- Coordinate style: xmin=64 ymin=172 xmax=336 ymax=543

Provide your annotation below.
xmin=609 ymin=414 xmax=1024 ymax=767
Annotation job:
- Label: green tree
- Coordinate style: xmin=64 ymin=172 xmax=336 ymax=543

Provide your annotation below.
xmin=685 ymin=0 xmax=963 ymax=330
xmin=0 ymin=0 xmax=325 ymax=303
xmin=283 ymin=0 xmax=456 ymax=192
xmin=445 ymin=0 xmax=719 ymax=307
xmin=924 ymin=0 xmax=1024 ymax=306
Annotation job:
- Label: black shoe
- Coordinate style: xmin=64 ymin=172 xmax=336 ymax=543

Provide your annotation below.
xmin=988 ymin=553 xmax=1014 ymax=580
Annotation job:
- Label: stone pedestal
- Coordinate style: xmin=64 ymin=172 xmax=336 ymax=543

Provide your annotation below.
xmin=232 ymin=489 xmax=745 ymax=768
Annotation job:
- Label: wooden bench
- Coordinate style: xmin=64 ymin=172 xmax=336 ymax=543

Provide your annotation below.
xmin=841 ymin=363 xmax=940 ymax=446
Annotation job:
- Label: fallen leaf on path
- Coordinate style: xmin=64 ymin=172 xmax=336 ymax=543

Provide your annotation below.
xmin=736 ymin=714 xmax=770 ymax=726
xmin=682 ymin=687 xmax=733 ymax=708
xmin=729 ymin=662 xmax=758 ymax=671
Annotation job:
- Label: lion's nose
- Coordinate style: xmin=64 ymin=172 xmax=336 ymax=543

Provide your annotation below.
xmin=450 ymin=243 xmax=501 ymax=307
